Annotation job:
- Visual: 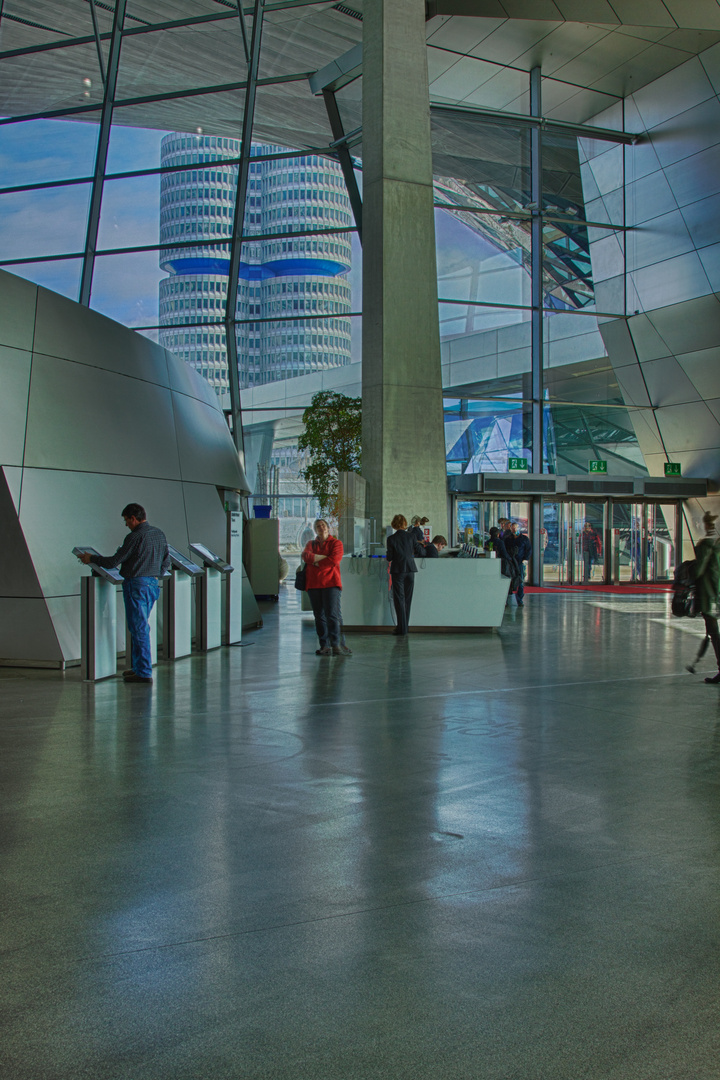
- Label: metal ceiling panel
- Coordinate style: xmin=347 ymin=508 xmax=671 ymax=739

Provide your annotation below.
xmin=664 ymin=1 xmax=720 ymax=31
xmin=608 ymin=1 xmax=676 ymax=28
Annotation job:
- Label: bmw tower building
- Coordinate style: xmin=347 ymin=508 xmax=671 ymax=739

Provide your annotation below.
xmin=158 ymin=135 xmax=353 ymax=394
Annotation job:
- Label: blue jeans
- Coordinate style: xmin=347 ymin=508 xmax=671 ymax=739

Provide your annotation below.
xmin=123 ymin=577 xmax=160 ymax=678
xmin=307 ymin=586 xmax=342 ymax=647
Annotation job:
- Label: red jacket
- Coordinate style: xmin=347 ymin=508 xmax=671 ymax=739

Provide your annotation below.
xmin=302 ymin=535 xmax=343 ymax=589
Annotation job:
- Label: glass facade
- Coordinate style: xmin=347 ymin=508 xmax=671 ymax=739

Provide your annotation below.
xmin=0 ymin=3 xmax=660 ymax=503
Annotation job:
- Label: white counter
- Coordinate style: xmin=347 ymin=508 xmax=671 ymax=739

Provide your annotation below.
xmin=331 ymin=555 xmax=510 ymax=631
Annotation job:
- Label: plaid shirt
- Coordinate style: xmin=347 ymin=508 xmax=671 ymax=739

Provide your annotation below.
xmin=94 ymin=522 xmax=170 ymax=579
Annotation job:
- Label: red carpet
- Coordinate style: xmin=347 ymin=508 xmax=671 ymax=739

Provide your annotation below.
xmin=524 ymin=583 xmax=674 ymax=595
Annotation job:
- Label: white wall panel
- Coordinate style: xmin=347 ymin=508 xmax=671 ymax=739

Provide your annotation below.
xmin=632 ymin=56 xmax=715 ymax=130
xmin=0 ymin=270 xmax=37 ymax=352
xmin=626 ymin=211 xmax=694 ymax=273
xmin=626 ymin=171 xmax=678 ymax=226
xmin=631 ymin=251 xmax=711 ymax=309
xmin=33 ymin=287 xmax=171 ymax=387
xmin=649 ymin=97 xmax=720 ymax=169
xmin=172 ymin=391 xmax=249 ymax=490
xmin=700 ymin=40 xmax=720 ymax=93
xmin=0 ymin=346 xmax=31 ymax=467
xmin=18 ymin=470 xmax=190 ymax=599
xmin=698 ymin=242 xmax=720 ymax=290
xmin=655 ymin=401 xmax=720 ymax=453
xmin=676 ymin=347 xmax=720 ymax=399
xmin=182 ymin=482 xmax=229 ymax=561
xmin=664 ymin=142 xmax=720 ymax=207
xmin=0 ymin=597 xmax=61 ymax=662
xmin=599 ymin=318 xmax=638 ymax=368
xmin=165 ymin=347 xmax=218 ymax=409
xmin=2 ymin=466 xmax=23 ymax=511
xmin=23 ymin=355 xmax=182 ymax=479
xmin=46 ymin=595 xmax=81 ymax=663
xmin=646 ymin=294 xmax=720 ymax=353
xmin=681 ymin=192 xmax=720 ymax=249
xmin=640 ymin=356 xmax=702 ymax=406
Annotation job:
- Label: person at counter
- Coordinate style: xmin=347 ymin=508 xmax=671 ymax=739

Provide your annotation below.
xmin=302 ymin=519 xmax=352 ymax=657
xmin=387 ymin=514 xmax=418 ymax=636
xmin=78 ymin=502 xmax=170 ymax=683
xmin=422 ymin=535 xmax=448 ymax=558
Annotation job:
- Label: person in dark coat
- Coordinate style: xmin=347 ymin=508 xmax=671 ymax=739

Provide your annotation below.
xmin=422 ymin=535 xmax=447 ymax=559
xmin=511 ymin=525 xmax=532 ymax=607
xmin=387 ymin=514 xmax=418 ymax=636
xmin=486 ymin=526 xmax=519 ymax=604
xmin=694 ymin=510 xmax=720 ymax=684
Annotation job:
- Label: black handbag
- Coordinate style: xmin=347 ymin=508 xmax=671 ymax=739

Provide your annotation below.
xmin=294 ymin=564 xmax=307 ymax=591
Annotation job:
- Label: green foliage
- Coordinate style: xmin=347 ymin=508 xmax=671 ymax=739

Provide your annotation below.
xmin=298 ymin=391 xmax=362 ymax=515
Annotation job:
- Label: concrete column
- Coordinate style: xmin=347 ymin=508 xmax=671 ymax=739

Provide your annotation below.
xmin=362 ymin=0 xmax=448 ymax=535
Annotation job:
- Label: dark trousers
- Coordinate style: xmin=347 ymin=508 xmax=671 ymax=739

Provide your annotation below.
xmin=703 ymin=614 xmax=720 ymax=669
xmin=308 ymin=586 xmax=342 ymax=647
xmin=392 ymin=572 xmax=415 ymax=635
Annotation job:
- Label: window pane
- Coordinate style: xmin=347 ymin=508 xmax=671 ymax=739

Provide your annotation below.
xmin=253 ymin=81 xmax=332 ymax=151
xmin=0 ymin=184 xmax=91 ymax=260
xmin=115 ymin=22 xmax=249 ymax=99
xmin=8 ymin=258 xmax=83 ymax=301
xmin=259 ymin=2 xmax=361 ymax=82
xmin=444 ymin=393 xmax=531 ymax=476
xmin=106 ymin=89 xmax=247 ymax=156
xmin=334 ymin=77 xmax=362 ymax=135
xmin=90 ymin=250 xmax=164 ymax=327
xmin=437 ymin=208 xmax=531 ymax=313
xmin=97 ymin=174 xmax=161 ymax=251
xmin=431 ymin=108 xmax=532 ymax=217
xmin=0 ymin=117 xmax=100 ymax=187
xmin=0 ymin=41 xmax=105 ymax=118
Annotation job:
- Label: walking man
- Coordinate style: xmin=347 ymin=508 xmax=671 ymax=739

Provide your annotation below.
xmin=79 ymin=503 xmax=170 ymax=683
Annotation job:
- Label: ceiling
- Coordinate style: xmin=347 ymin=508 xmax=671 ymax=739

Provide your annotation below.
xmin=1 ymin=0 xmax=719 ymax=148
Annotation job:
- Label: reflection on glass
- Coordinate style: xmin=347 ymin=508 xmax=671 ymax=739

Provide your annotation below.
xmin=612 ymin=502 xmax=644 ymax=583
xmin=444 ymin=396 xmax=530 ymax=476
xmin=432 ymin=108 xmax=531 ymax=217
xmin=334 ymin=77 xmax=362 ymax=134
xmin=115 ymin=23 xmax=249 ymax=98
xmin=259 ymin=2 xmax=357 ymax=82
xmin=649 ymin=504 xmax=676 ymax=582
xmin=541 ymin=502 xmax=570 ymax=584
xmin=0 ymin=184 xmax=92 ymax=260
xmin=437 ymin=210 xmax=530 ymax=317
xmin=0 ymin=42 xmax=104 ymax=117
xmin=573 ymin=502 xmax=605 ymax=583
xmin=0 ymin=118 xmax=100 ymax=188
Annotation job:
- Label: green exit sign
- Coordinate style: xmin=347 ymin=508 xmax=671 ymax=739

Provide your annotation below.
xmin=665 ymin=462 xmax=681 ymax=476
xmin=508 ymin=457 xmax=528 ymax=471
xmin=589 ymin=460 xmax=608 ymax=473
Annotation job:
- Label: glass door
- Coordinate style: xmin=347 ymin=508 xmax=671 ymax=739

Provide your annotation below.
xmin=612 ymin=503 xmax=645 ymax=582
xmin=572 ymin=502 xmax=606 ymax=584
xmin=648 ymin=503 xmax=677 ymax=582
xmin=541 ymin=501 xmax=570 ymax=583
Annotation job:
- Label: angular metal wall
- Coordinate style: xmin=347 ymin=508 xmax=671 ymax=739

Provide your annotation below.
xmin=0 ymin=269 xmax=249 ymax=665
xmin=584 ymin=46 xmax=720 ymax=534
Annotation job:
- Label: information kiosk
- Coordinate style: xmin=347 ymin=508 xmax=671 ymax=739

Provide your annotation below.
xmin=164 ymin=546 xmax=204 ymax=660
xmin=189 ymin=543 xmax=233 ymax=651
xmin=73 ymin=546 xmax=121 ymax=681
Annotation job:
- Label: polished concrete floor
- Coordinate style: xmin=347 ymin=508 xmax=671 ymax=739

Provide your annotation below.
xmin=2 ymin=587 xmax=720 ymax=1079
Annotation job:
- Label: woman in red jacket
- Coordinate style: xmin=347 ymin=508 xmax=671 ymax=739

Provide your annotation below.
xmin=302 ymin=519 xmax=351 ymax=656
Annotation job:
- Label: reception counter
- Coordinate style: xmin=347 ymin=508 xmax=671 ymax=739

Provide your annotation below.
xmin=332 ymin=555 xmax=510 ymax=632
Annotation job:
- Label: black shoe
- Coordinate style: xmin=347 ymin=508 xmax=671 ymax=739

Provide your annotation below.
xmin=392 ymin=629 xmax=405 ymax=636
xmin=316 ymin=646 xmax=332 ymax=656
xmin=517 ymin=602 xmax=524 ymax=607
xmin=704 ymin=673 xmax=720 ymax=684
xmin=122 ymin=668 xmax=135 ymax=678
xmin=124 ymin=674 xmax=153 ymax=683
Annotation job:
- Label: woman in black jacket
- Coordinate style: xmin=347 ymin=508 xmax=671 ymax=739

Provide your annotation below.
xmin=387 ymin=514 xmax=418 ymax=636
